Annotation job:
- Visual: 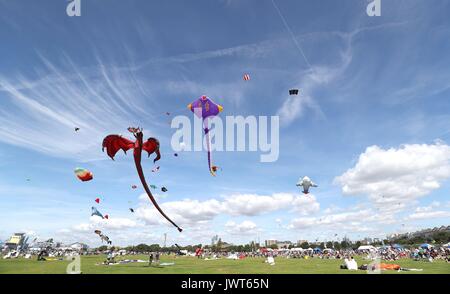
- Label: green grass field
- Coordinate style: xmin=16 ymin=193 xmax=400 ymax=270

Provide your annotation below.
xmin=1 ymin=255 xmax=449 ymax=274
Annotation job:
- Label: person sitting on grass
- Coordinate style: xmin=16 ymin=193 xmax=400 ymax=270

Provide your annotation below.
xmin=343 ymin=256 xmax=358 ymax=270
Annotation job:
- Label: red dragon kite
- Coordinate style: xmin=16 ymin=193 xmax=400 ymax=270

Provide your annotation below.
xmin=102 ymin=127 xmax=182 ymax=232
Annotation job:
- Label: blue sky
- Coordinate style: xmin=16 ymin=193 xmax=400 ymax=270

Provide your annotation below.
xmin=0 ymin=0 xmax=450 ymax=247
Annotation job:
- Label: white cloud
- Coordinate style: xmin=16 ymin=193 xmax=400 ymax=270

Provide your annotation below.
xmin=136 ymin=199 xmax=223 ymax=227
xmin=287 ymin=207 xmax=399 ymax=235
xmin=225 ymin=220 xmax=258 ymax=235
xmin=58 ymin=215 xmax=140 ymax=247
xmin=276 ymin=93 xmax=318 ymax=126
xmin=222 ymin=193 xmax=319 ymax=216
xmin=407 ymin=210 xmax=450 ymax=221
xmin=405 ymin=202 xmax=450 ymax=220
xmin=135 ymin=193 xmax=320 ymax=228
xmin=415 ymin=202 xmax=440 ymax=213
xmin=72 ymin=216 xmax=138 ymax=232
xmin=335 ymin=143 xmax=450 ymax=209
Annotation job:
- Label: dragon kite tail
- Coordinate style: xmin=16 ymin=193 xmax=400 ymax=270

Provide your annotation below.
xmin=133 ymin=155 xmax=183 ymax=232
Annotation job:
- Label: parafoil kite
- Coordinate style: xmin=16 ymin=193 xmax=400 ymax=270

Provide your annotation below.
xmin=243 ymin=74 xmax=250 ymax=81
xmin=74 ymin=168 xmax=93 ymax=182
xmin=102 ymin=127 xmax=182 ymax=232
xmin=188 ymin=95 xmax=223 ymax=176
xmin=289 ymin=89 xmax=299 ymax=95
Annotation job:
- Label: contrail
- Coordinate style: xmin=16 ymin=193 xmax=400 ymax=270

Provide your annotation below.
xmin=271 ymin=0 xmax=312 ymax=69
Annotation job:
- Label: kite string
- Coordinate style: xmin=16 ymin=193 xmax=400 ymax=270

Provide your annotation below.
xmin=271 ymin=0 xmax=313 ymax=70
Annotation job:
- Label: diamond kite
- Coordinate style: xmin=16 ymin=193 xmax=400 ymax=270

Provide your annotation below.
xmin=188 ymin=95 xmax=223 ymax=176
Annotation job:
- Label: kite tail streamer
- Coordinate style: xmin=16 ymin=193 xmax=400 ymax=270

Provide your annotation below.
xmin=204 ymin=119 xmax=216 ymax=177
xmin=134 ymin=152 xmax=183 ymax=232
xmin=205 ymin=130 xmax=215 ymax=177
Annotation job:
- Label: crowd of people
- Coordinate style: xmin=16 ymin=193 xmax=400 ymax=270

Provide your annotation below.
xmin=3 ymin=242 xmax=450 ymax=266
xmin=192 ymin=245 xmax=450 ymax=264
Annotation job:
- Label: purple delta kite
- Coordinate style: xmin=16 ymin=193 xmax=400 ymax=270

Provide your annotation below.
xmin=188 ymin=95 xmax=223 ymax=176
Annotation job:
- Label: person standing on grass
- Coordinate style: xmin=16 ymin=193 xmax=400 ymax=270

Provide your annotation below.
xmin=155 ymin=252 xmax=160 ymax=265
xmin=149 ymin=252 xmax=154 ymax=266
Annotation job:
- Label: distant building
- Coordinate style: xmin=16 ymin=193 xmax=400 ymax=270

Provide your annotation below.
xmin=265 ymin=240 xmax=277 ymax=247
xmin=276 ymin=241 xmax=292 ymax=249
xmin=362 ymin=238 xmax=373 ymax=245
xmin=30 ymin=240 xmax=56 ymax=251
xmin=297 ymin=240 xmax=308 ymax=246
xmin=220 ymin=242 xmax=233 ymax=250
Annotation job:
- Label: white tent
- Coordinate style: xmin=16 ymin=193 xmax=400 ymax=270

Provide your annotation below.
xmin=290 ymin=248 xmax=304 ymax=251
xmin=358 ymin=245 xmax=377 ymax=251
xmin=227 ymin=253 xmax=239 ymax=260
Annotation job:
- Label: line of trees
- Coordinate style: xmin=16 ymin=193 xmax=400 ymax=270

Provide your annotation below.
xmin=389 ymin=231 xmax=450 ymax=245
xmin=94 ymin=230 xmax=449 ymax=252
